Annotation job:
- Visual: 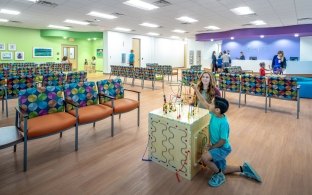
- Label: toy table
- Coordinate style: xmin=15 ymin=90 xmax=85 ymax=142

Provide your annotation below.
xmin=148 ymin=107 xmax=210 ymax=180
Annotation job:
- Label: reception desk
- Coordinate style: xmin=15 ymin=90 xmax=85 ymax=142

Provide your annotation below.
xmin=231 ymin=60 xmax=312 ymax=75
xmin=148 ymin=107 xmax=210 ymax=180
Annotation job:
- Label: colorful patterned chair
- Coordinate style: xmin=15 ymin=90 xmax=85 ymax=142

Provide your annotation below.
xmin=64 ymin=82 xmax=114 ymax=137
xmin=16 ymin=86 xmax=78 ymax=171
xmin=96 ymin=78 xmax=140 ymax=135
xmin=62 ymin=63 xmax=72 ymax=72
xmin=240 ymin=74 xmax=266 ymax=107
xmin=0 ymin=75 xmax=7 ymax=117
xmin=142 ymin=68 xmax=164 ymax=90
xmin=42 ymin=72 xmax=66 ymax=88
xmin=181 ymin=70 xmax=203 ymax=86
xmin=133 ymin=67 xmax=144 ymax=88
xmin=109 ymin=65 xmax=120 ymax=79
xmin=266 ymin=76 xmax=300 ymax=118
xmin=218 ymin=73 xmax=241 ymax=104
xmin=66 ymin=71 xmax=87 ymax=84
xmin=190 ymin=65 xmax=202 ymax=71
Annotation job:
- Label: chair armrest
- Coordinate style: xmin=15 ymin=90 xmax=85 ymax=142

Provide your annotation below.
xmin=98 ymin=93 xmax=115 ymax=99
xmin=124 ymin=88 xmax=141 ymax=94
xmin=65 ymin=99 xmax=80 ymax=107
xmin=15 ymin=106 xmax=29 ymax=118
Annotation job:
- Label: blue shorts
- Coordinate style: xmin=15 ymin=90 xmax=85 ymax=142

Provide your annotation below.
xmin=209 ymin=146 xmax=232 ymax=170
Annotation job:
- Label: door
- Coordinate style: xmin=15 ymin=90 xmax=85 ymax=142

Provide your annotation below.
xmin=62 ymin=45 xmax=78 ymax=70
xmin=132 ymin=38 xmax=141 ymax=67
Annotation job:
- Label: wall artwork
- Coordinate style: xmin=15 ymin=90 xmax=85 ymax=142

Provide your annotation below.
xmin=0 ymin=43 xmax=5 ymax=50
xmin=189 ymin=50 xmax=194 ymax=65
xmin=96 ymin=49 xmax=103 ymax=58
xmin=15 ymin=51 xmax=24 ymax=61
xmin=1 ymin=52 xmax=13 ymax=60
xmin=33 ymin=47 xmax=53 ymax=57
xmin=8 ymin=43 xmax=16 ymax=51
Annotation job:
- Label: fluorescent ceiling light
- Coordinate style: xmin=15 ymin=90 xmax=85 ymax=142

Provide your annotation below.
xmin=123 ymin=0 xmax=159 ymax=11
xmin=170 ymin=36 xmax=180 ymax=39
xmin=48 ymin=25 xmax=70 ymax=30
xmin=0 ymin=18 xmax=9 ymax=22
xmin=210 ymin=39 xmax=214 ymax=42
xmin=230 ymin=37 xmax=235 ymax=40
xmin=250 ymin=20 xmax=266 ymax=25
xmin=0 ymin=9 xmax=20 ymax=15
xmin=260 ymin=35 xmax=264 ymax=38
xmin=231 ymin=6 xmax=255 ymax=15
xmin=114 ymin=27 xmax=132 ymax=32
xmin=147 ymin=32 xmax=159 ymax=36
xmin=294 ymin=33 xmax=299 ymax=37
xmin=28 ymin=0 xmax=39 ymax=2
xmin=64 ymin=19 xmax=89 ymax=25
xmin=172 ymin=29 xmax=186 ymax=33
xmin=176 ymin=16 xmax=198 ymax=23
xmin=205 ymin=26 xmax=220 ymax=30
xmin=140 ymin=22 xmax=159 ymax=28
xmin=87 ymin=11 xmax=117 ymax=19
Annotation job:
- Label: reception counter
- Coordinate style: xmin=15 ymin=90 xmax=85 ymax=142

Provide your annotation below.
xmin=231 ymin=60 xmax=312 ymax=75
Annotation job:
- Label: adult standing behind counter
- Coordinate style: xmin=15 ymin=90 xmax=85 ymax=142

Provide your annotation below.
xmin=272 ymin=51 xmax=287 ymax=74
xmin=239 ymin=52 xmax=245 ymax=60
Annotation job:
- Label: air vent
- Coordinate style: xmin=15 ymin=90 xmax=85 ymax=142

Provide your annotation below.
xmin=36 ymin=0 xmax=58 ymax=7
xmin=10 ymin=20 xmax=22 ymax=23
xmin=181 ymin=22 xmax=190 ymax=25
xmin=112 ymin=12 xmax=125 ymax=16
xmin=242 ymin=23 xmax=252 ymax=26
xmin=153 ymin=0 xmax=171 ymax=7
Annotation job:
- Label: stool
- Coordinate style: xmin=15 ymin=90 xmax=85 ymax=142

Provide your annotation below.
xmin=0 ymin=126 xmax=23 ymax=151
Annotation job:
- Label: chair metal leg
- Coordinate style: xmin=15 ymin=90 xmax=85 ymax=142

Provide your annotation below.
xmin=111 ymin=115 xmax=114 ymax=137
xmin=138 ymin=107 xmax=140 ymax=126
xmin=239 ymin=92 xmax=241 ymax=108
xmin=23 ymin=120 xmax=28 ymax=172
xmin=269 ymin=97 xmax=271 ymax=107
xmin=93 ymin=122 xmax=95 ymax=127
xmin=244 ymin=94 xmax=247 ymax=104
xmin=14 ymin=144 xmax=17 ymax=152
xmin=265 ymin=96 xmax=268 ymax=113
xmin=60 ymin=132 xmax=62 ymax=138
xmin=5 ymin=98 xmax=8 ymax=117
xmin=297 ymin=98 xmax=300 ymax=119
xmin=119 ymin=114 xmax=121 ymax=119
xmin=75 ymin=124 xmax=78 ymax=151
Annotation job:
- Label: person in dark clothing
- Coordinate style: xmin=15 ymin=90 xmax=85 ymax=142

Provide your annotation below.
xmin=211 ymin=51 xmax=217 ymax=72
xmin=271 ymin=51 xmax=287 ymax=74
xmin=239 ymin=52 xmax=245 ymax=60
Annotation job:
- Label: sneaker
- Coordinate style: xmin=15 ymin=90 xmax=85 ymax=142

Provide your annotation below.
xmin=242 ymin=162 xmax=262 ymax=182
xmin=208 ymin=172 xmax=225 ymax=187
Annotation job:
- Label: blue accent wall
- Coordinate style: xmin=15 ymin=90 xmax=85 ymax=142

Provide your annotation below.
xmin=222 ymin=36 xmax=300 ymax=60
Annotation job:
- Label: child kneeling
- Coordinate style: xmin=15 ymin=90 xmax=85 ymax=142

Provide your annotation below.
xmin=192 ymin=85 xmax=262 ymax=187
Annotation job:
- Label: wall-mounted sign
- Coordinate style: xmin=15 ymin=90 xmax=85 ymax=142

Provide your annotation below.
xmin=33 ymin=47 xmax=53 ymax=57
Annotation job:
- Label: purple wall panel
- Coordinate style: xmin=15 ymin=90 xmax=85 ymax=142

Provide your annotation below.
xmin=222 ymin=36 xmax=300 ymax=60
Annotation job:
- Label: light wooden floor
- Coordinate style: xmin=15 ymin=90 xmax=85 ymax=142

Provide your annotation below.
xmin=0 ymin=73 xmax=312 ymax=195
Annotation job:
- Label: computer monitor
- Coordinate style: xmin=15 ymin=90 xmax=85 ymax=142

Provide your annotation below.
xmin=289 ymin=57 xmax=299 ymax=61
xmin=249 ymin=56 xmax=257 ymax=60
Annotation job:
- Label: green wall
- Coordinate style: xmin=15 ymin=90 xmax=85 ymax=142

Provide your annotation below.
xmin=0 ymin=26 xmax=103 ymax=71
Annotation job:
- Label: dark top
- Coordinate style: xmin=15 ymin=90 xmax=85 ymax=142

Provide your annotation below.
xmin=272 ymin=55 xmax=287 ymax=69
xmin=240 ymin=55 xmax=245 ymax=60
xmin=212 ymin=54 xmax=217 ymax=65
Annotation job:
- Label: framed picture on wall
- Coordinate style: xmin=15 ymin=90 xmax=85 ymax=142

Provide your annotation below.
xmin=8 ymin=43 xmax=16 ymax=51
xmin=96 ymin=49 xmax=103 ymax=58
xmin=33 ymin=47 xmax=53 ymax=57
xmin=0 ymin=43 xmax=5 ymax=50
xmin=1 ymin=52 xmax=13 ymax=60
xmin=15 ymin=51 xmax=24 ymax=61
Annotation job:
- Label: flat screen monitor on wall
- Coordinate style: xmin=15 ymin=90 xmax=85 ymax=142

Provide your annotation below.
xmin=289 ymin=57 xmax=299 ymax=61
xmin=249 ymin=57 xmax=257 ymax=60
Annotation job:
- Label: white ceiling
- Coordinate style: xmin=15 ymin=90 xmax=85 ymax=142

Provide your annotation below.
xmin=0 ymin=0 xmax=311 ymax=39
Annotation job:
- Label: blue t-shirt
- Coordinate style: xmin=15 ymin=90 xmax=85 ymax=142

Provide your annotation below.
xmin=129 ymin=53 xmax=135 ymax=63
xmin=209 ymin=112 xmax=231 ymax=149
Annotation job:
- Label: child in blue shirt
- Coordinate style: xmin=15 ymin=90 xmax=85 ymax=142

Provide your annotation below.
xmin=192 ymin=84 xmax=262 ymax=187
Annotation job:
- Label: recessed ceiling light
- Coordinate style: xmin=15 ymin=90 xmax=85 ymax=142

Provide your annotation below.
xmin=294 ymin=33 xmax=299 ymax=37
xmin=0 ymin=18 xmax=9 ymax=22
xmin=0 ymin=9 xmax=20 ymax=15
xmin=64 ymin=19 xmax=89 ymax=25
xmin=147 ymin=32 xmax=159 ymax=36
xmin=176 ymin=16 xmax=198 ymax=23
xmin=48 ymin=25 xmax=71 ymax=30
xmin=170 ymin=36 xmax=180 ymax=39
xmin=230 ymin=6 xmax=255 ymax=15
xmin=93 ymin=38 xmax=97 ymax=40
xmin=205 ymin=26 xmax=220 ymax=30
xmin=172 ymin=29 xmax=186 ymax=33
xmin=63 ymin=37 xmax=67 ymax=39
xmin=260 ymin=35 xmax=264 ymax=38
xmin=230 ymin=37 xmax=234 ymax=40
xmin=123 ymin=0 xmax=159 ymax=11
xmin=27 ymin=0 xmax=39 ymax=2
xmin=87 ymin=38 xmax=91 ymax=41
xmin=140 ymin=22 xmax=159 ymax=28
xmin=250 ymin=20 xmax=266 ymax=25
xmin=87 ymin=11 xmax=117 ymax=19
xmin=210 ymin=39 xmax=214 ymax=42
xmin=114 ymin=27 xmax=132 ymax=32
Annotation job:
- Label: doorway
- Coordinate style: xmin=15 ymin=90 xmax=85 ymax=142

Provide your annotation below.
xmin=62 ymin=45 xmax=78 ymax=70
xmin=132 ymin=38 xmax=141 ymax=67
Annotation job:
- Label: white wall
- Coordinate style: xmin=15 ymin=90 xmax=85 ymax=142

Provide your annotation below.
xmin=300 ymin=36 xmax=312 ymax=61
xmin=187 ymin=39 xmax=221 ymax=69
xmin=103 ymin=31 xmax=184 ymax=73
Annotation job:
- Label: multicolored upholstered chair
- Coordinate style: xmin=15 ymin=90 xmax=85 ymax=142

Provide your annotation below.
xmin=181 ymin=70 xmax=203 ymax=86
xmin=62 ymin=63 xmax=72 ymax=72
xmin=96 ymin=78 xmax=140 ymax=135
xmin=124 ymin=66 xmax=135 ymax=84
xmin=143 ymin=67 xmax=164 ymax=90
xmin=218 ymin=73 xmax=241 ymax=104
xmin=66 ymin=71 xmax=87 ymax=84
xmin=266 ymin=76 xmax=300 ymax=118
xmin=64 ymin=82 xmax=114 ymax=136
xmin=51 ymin=64 xmax=63 ymax=72
xmin=36 ymin=65 xmax=50 ymax=75
xmin=133 ymin=67 xmax=144 ymax=88
xmin=240 ymin=74 xmax=266 ymax=107
xmin=190 ymin=65 xmax=202 ymax=71
xmin=0 ymin=75 xmax=8 ymax=117
xmin=42 ymin=72 xmax=66 ymax=88
xmin=109 ymin=65 xmax=119 ymax=79
xmin=16 ymin=86 xmax=78 ymax=171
